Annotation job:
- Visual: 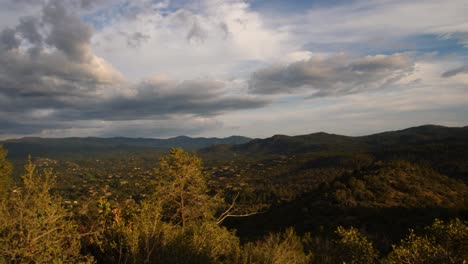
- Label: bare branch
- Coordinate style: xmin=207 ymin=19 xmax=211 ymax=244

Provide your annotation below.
xmin=216 ymin=193 xmax=264 ymax=224
xmin=216 ymin=192 xmax=239 ymax=223
xmin=217 ymin=211 xmax=264 ymax=225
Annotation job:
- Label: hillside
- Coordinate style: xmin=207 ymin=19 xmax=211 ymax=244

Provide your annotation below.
xmin=200 ymin=125 xmax=468 ymax=182
xmin=225 ymin=160 xmax=468 ymax=248
xmin=1 ymin=124 xmax=467 ymax=261
xmin=202 ymin=125 xmax=468 ymax=156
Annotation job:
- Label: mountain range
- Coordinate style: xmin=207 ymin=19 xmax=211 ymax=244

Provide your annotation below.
xmin=1 ymin=135 xmax=251 ymax=159
xmin=2 ymin=124 xmax=468 ymax=161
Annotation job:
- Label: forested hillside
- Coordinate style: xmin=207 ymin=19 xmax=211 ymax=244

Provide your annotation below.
xmin=1 ymin=125 xmax=467 ymax=263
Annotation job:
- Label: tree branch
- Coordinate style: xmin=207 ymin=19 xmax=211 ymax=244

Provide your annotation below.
xmin=216 ymin=193 xmax=264 ymax=224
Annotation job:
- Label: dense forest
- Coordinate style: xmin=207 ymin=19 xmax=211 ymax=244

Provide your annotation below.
xmin=1 ymin=125 xmax=467 ymax=263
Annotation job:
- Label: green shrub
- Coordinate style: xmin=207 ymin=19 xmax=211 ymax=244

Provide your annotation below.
xmin=333 ymin=226 xmax=378 ymax=264
xmin=0 ymin=158 xmax=91 ymax=263
xmin=385 ymin=218 xmax=468 ymax=264
xmin=241 ymin=228 xmax=312 ymax=264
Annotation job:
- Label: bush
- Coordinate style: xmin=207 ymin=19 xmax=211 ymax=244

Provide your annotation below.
xmin=0 ymin=158 xmax=91 ymax=263
xmin=241 ymin=228 xmax=312 ymax=264
xmin=385 ymin=218 xmax=468 ymax=264
xmin=333 ymin=226 xmax=378 ymax=264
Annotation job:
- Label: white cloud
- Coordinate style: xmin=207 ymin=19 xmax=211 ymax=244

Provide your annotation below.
xmin=270 ymin=0 xmax=468 ymax=51
xmin=91 ymin=0 xmax=288 ymax=81
xmin=1 ymin=0 xmax=467 ymax=138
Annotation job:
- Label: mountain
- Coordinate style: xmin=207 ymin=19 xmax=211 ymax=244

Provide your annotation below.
xmin=200 ymin=124 xmax=468 ymax=213
xmin=196 ymin=125 xmax=468 ymax=246
xmin=201 ymin=125 xmax=468 ymax=156
xmin=360 ymin=124 xmax=468 ymax=146
xmin=0 ymin=135 xmax=251 ymax=160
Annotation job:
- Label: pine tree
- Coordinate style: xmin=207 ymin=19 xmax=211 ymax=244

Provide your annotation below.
xmin=0 ymin=158 xmax=90 ymax=263
xmin=154 ymin=148 xmax=220 ymax=227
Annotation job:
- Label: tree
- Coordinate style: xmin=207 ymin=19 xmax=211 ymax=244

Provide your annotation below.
xmin=0 ymin=158 xmax=90 ymax=263
xmin=154 ymin=148 xmax=220 ymax=227
xmin=333 ymin=226 xmax=378 ymax=264
xmin=241 ymin=228 xmax=312 ymax=264
xmin=0 ymin=145 xmax=12 ymax=198
xmin=384 ymin=218 xmax=468 ymax=264
xmin=86 ymin=149 xmax=244 ymax=263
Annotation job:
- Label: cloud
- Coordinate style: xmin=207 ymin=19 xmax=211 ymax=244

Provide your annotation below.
xmin=34 ymin=117 xmax=223 ymax=138
xmin=186 ymin=20 xmax=207 ymax=43
xmin=91 ymin=0 xmax=287 ymax=81
xmin=266 ymin=0 xmax=468 ymax=55
xmin=0 ymin=1 xmax=123 ymax=101
xmin=123 ymin=31 xmax=150 ymax=47
xmin=442 ymin=66 xmax=468 ymax=78
xmin=1 ymin=0 xmax=467 ymax=139
xmin=0 ymin=76 xmax=267 ymax=137
xmin=43 ymin=0 xmax=94 ymax=62
xmin=0 ymin=27 xmax=20 ymax=50
xmin=66 ymin=78 xmax=269 ymax=121
xmin=0 ymin=0 xmax=268 ymax=138
xmin=249 ymin=53 xmax=415 ymax=96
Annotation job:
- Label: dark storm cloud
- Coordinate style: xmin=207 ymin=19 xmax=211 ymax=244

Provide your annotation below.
xmin=442 ymin=66 xmax=468 ymax=78
xmin=16 ymin=16 xmax=43 ymax=57
xmin=0 ymin=0 xmax=110 ymax=100
xmin=0 ymin=117 xmax=64 ymax=135
xmin=53 ymin=79 xmax=269 ymax=121
xmin=249 ymin=53 xmax=415 ymax=97
xmin=17 ymin=17 xmax=42 ymax=45
xmin=0 ymin=28 xmax=20 ymax=50
xmin=0 ymin=77 xmax=268 ymax=135
xmin=43 ymin=0 xmax=93 ymax=62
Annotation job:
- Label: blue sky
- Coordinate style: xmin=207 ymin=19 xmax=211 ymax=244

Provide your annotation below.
xmin=0 ymin=0 xmax=467 ymax=139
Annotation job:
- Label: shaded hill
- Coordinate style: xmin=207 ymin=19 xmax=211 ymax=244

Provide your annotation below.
xmin=200 ymin=125 xmax=468 ymax=181
xmin=202 ymin=125 xmax=468 ymax=156
xmin=1 ymin=135 xmax=251 ymax=160
xmin=235 ymin=132 xmax=364 ymax=154
xmin=225 ymin=160 xmax=468 ymax=249
xmin=360 ymin=125 xmax=468 ymax=146
xmin=317 ymin=160 xmax=467 ymax=209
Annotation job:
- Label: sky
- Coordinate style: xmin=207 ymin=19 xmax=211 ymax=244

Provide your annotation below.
xmin=0 ymin=0 xmax=467 ymax=139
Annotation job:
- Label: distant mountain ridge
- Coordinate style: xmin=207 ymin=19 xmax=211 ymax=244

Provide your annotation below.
xmin=2 ymin=124 xmax=468 ymax=159
xmin=1 ymin=135 xmax=251 ymax=159
xmin=201 ymin=124 xmax=468 ymax=155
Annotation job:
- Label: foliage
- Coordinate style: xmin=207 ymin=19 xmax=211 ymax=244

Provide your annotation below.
xmin=241 ymin=228 xmax=312 ymax=264
xmin=1 ymin=139 xmax=468 ymax=263
xmin=85 ymin=198 xmax=136 ymax=263
xmin=333 ymin=226 xmax=378 ymax=264
xmin=0 ymin=145 xmax=12 ymax=198
xmin=154 ymin=148 xmax=221 ymax=227
xmin=385 ymin=218 xmax=468 ymax=264
xmin=124 ymin=200 xmax=165 ymax=263
xmin=85 ymin=148 xmax=241 ymax=263
xmin=0 ymin=158 xmax=91 ymax=263
xmin=329 ymin=161 xmax=467 ymax=208
xmin=158 ymin=222 xmax=240 ymax=264
xmin=86 ymin=197 xmax=240 ymax=264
